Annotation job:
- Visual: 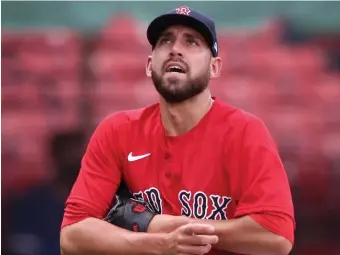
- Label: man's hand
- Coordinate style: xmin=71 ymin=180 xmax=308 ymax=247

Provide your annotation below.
xmin=147 ymin=214 xmax=190 ymax=233
xmin=160 ymin=223 xmax=219 ymax=255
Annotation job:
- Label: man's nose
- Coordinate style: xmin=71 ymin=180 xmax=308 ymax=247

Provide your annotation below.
xmin=169 ymin=40 xmax=183 ymax=57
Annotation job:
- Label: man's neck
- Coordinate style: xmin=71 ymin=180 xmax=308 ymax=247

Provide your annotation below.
xmin=160 ymin=90 xmax=214 ymax=136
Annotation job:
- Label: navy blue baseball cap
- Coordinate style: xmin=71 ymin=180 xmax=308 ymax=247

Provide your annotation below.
xmin=147 ymin=6 xmax=218 ymax=57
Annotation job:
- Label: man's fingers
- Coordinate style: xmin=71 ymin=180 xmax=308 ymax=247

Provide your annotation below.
xmin=169 ymin=223 xmax=218 ymax=255
xmin=179 ymin=234 xmax=219 ymax=245
xmin=181 ymin=223 xmax=215 ymax=235
xmin=177 ymin=244 xmax=212 ymax=255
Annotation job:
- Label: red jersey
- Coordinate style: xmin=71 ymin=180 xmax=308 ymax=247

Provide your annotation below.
xmin=62 ymin=99 xmax=295 ymax=255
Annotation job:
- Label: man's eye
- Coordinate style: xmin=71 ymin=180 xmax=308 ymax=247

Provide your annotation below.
xmin=160 ymin=38 xmax=171 ymax=44
xmin=188 ymin=39 xmax=198 ymax=46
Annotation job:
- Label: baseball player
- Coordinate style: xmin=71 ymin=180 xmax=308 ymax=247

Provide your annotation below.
xmin=60 ymin=6 xmax=295 ymax=255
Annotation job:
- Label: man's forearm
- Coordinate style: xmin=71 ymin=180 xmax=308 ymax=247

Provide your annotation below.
xmin=60 ymin=217 xmax=166 ymax=255
xmin=192 ymin=216 xmax=292 ymax=255
xmin=151 ymin=215 xmax=291 ymax=255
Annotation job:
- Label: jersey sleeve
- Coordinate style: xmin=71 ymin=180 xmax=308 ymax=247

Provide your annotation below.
xmin=234 ymin=115 xmax=295 ymax=243
xmin=61 ymin=114 xmax=128 ymax=229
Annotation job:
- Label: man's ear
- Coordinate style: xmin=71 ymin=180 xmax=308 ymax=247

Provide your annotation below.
xmin=210 ymin=57 xmax=222 ymax=79
xmin=146 ymin=56 xmax=152 ymax=77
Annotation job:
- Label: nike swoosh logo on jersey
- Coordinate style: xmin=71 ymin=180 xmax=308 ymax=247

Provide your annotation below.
xmin=128 ymin=152 xmax=151 ymax=162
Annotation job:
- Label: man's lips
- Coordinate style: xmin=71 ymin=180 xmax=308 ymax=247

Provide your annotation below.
xmin=164 ymin=61 xmax=187 ymax=73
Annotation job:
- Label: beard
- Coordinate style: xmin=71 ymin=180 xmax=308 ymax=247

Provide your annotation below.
xmin=151 ymin=69 xmax=210 ymax=103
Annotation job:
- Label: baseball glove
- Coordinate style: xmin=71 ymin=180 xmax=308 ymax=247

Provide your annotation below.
xmin=103 ymin=181 xmax=156 ymax=232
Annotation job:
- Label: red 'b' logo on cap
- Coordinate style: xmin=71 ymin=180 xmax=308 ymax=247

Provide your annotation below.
xmin=176 ymin=6 xmax=191 ymax=15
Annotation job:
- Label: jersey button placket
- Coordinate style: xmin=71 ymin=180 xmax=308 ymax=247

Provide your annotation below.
xmin=164 ymin=152 xmax=171 ymax=160
xmin=165 ymin=171 xmax=171 ymax=178
xmin=164 ymin=152 xmax=172 ymax=178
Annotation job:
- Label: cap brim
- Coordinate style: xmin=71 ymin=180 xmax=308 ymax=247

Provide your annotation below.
xmin=147 ymin=13 xmax=214 ymax=48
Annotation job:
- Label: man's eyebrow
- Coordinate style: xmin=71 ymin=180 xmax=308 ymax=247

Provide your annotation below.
xmin=183 ymin=32 xmax=202 ymax=40
xmin=159 ymin=30 xmax=205 ymax=42
xmin=159 ymin=31 xmax=173 ymax=38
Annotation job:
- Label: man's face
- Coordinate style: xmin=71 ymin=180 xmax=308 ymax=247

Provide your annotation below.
xmin=147 ymin=25 xmax=221 ymax=103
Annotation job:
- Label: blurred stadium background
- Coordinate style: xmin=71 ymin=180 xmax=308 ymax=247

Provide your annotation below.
xmin=1 ymin=1 xmax=340 ymax=255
